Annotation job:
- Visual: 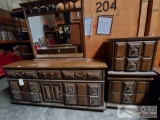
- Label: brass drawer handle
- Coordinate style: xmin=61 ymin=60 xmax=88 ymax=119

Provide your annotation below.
xmin=51 ymin=73 xmax=54 ymax=79
xmin=15 ymin=72 xmax=25 ymax=77
xmin=74 ymin=73 xmax=88 ymax=78
xmin=43 ymin=73 xmax=47 ymax=78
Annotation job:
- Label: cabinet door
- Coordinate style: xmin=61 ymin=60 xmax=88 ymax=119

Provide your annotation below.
xmin=114 ymin=57 xmax=125 ymax=71
xmin=41 ymin=82 xmax=63 ymax=103
xmin=114 ymin=42 xmax=126 ymax=57
xmin=143 ymin=41 xmax=155 ymax=57
xmin=30 ymin=92 xmax=42 ymax=102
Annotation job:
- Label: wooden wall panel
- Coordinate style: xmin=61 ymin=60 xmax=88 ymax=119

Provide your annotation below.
xmin=138 ymin=0 xmax=148 ymax=37
xmin=145 ymin=0 xmax=160 ymax=36
xmin=84 ymin=0 xmax=141 ymax=59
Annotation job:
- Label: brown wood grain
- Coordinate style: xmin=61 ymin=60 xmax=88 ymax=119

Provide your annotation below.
xmin=3 ymin=59 xmax=107 ymax=69
xmin=84 ymin=0 xmax=141 ymax=59
xmin=138 ymin=0 xmax=148 ymax=37
xmin=153 ymin=40 xmax=160 ymax=67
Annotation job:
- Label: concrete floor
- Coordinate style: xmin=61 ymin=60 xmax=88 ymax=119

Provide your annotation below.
xmin=0 ymin=77 xmax=151 ymax=120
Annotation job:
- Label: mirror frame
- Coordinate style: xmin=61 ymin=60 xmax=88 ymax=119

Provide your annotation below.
xmin=20 ymin=0 xmax=85 ymax=59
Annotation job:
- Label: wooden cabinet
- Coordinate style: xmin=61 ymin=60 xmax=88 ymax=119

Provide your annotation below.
xmin=106 ymin=37 xmax=159 ymax=108
xmin=3 ymin=59 xmax=107 ymax=111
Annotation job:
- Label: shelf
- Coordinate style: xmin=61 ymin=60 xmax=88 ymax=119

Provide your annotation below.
xmin=0 ymin=16 xmax=27 ymax=28
xmin=0 ymin=40 xmax=30 ymax=44
xmin=27 ymin=8 xmax=82 ymax=17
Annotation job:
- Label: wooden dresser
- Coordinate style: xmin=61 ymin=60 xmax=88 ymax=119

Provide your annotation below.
xmin=106 ymin=37 xmax=159 ymax=108
xmin=3 ymin=59 xmax=107 ymax=111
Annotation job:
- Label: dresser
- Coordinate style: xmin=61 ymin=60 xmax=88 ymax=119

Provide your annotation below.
xmin=106 ymin=37 xmax=159 ymax=108
xmin=3 ymin=59 xmax=107 ymax=111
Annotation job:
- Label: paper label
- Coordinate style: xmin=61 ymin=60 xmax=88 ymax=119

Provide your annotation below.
xmin=97 ymin=16 xmax=113 ymax=35
xmin=84 ymin=17 xmax=92 ymax=35
xmin=19 ymin=79 xmax=24 ymax=86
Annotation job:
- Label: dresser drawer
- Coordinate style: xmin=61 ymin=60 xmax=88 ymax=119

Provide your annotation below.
xmin=6 ymin=70 xmax=38 ymax=79
xmin=37 ymin=70 xmax=61 ymax=80
xmin=11 ymin=91 xmax=42 ymax=102
xmin=9 ymin=80 xmax=41 ymax=92
xmin=61 ymin=70 xmax=103 ymax=80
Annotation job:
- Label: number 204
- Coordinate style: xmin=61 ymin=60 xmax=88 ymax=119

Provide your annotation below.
xmin=96 ymin=0 xmax=116 ymax=12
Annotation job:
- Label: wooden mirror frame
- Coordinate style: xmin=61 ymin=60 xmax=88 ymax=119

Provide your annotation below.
xmin=20 ymin=0 xmax=85 ymax=59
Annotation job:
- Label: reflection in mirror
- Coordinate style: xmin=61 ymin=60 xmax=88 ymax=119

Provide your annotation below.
xmin=28 ymin=12 xmax=82 ymax=56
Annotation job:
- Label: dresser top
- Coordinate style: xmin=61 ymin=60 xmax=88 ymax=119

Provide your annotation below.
xmin=153 ymin=67 xmax=160 ymax=74
xmin=3 ymin=59 xmax=108 ymax=70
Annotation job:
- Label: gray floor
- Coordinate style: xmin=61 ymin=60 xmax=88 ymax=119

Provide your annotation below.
xmin=0 ymin=78 xmax=150 ymax=120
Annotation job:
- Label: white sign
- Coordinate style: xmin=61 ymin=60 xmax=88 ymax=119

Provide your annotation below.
xmin=97 ymin=16 xmax=113 ymax=35
xmin=84 ymin=17 xmax=92 ymax=35
xmin=19 ymin=79 xmax=24 ymax=86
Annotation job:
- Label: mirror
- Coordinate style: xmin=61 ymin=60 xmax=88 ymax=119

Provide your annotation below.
xmin=20 ymin=0 xmax=84 ymax=58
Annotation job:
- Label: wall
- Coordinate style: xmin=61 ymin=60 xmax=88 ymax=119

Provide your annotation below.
xmin=84 ymin=0 xmax=140 ymax=60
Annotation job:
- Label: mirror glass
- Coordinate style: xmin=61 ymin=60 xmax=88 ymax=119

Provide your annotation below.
xmin=27 ymin=11 xmax=83 ymax=57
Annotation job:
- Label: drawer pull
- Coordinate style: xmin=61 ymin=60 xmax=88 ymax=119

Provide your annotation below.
xmin=51 ymin=73 xmax=54 ymax=79
xmin=74 ymin=73 xmax=87 ymax=78
xmin=43 ymin=73 xmax=47 ymax=78
xmin=15 ymin=72 xmax=25 ymax=77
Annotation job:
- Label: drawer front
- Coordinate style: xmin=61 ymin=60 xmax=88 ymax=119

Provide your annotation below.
xmin=28 ymin=82 xmax=40 ymax=92
xmin=61 ymin=70 xmax=102 ymax=80
xmin=143 ymin=41 xmax=155 ymax=57
xmin=111 ymin=81 xmax=122 ymax=92
xmin=11 ymin=91 xmax=42 ymax=102
xmin=114 ymin=57 xmax=125 ymax=71
xmin=127 ymin=42 xmax=142 ymax=57
xmin=115 ymin=42 xmax=126 ymax=57
xmin=110 ymin=92 xmax=121 ymax=103
xmin=6 ymin=70 xmax=38 ymax=79
xmin=126 ymin=58 xmax=140 ymax=71
xmin=89 ymin=96 xmax=101 ymax=106
xmin=30 ymin=92 xmax=42 ymax=102
xmin=141 ymin=57 xmax=152 ymax=71
xmin=63 ymin=83 xmax=76 ymax=95
xmin=38 ymin=70 xmax=61 ymax=80
xmin=135 ymin=93 xmax=145 ymax=104
xmin=136 ymin=82 xmax=148 ymax=93
xmin=9 ymin=80 xmax=40 ymax=92
xmin=122 ymin=93 xmax=134 ymax=104
xmin=64 ymin=95 xmax=77 ymax=105
xmin=9 ymin=80 xmax=29 ymax=92
xmin=123 ymin=82 xmax=135 ymax=93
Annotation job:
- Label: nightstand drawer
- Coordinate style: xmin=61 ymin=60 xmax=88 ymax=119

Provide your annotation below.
xmin=61 ymin=70 xmax=102 ymax=80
